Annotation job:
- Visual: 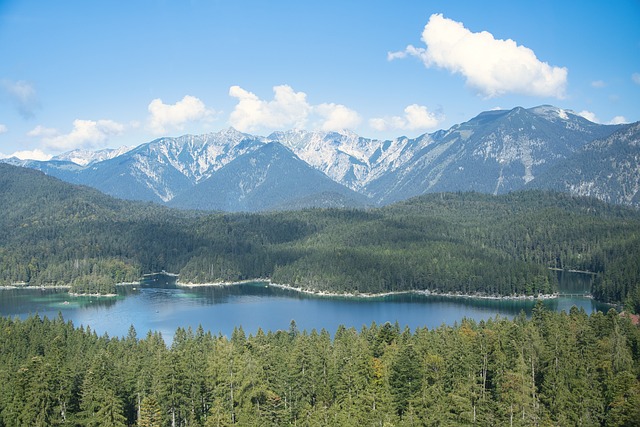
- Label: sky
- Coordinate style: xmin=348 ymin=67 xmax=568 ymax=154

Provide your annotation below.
xmin=0 ymin=0 xmax=639 ymax=160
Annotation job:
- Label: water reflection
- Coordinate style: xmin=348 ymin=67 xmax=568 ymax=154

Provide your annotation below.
xmin=0 ymin=271 xmax=615 ymax=344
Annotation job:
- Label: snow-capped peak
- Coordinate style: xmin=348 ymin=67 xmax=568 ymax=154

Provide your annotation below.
xmin=53 ymin=146 xmax=134 ymax=166
xmin=214 ymin=127 xmax=254 ymax=142
xmin=529 ymin=105 xmax=575 ymax=121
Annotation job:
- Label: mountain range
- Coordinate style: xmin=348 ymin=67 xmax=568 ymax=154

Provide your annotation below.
xmin=3 ymin=105 xmax=638 ymax=211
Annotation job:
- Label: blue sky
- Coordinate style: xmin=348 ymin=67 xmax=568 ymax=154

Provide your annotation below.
xmin=1 ymin=0 xmax=639 ymax=160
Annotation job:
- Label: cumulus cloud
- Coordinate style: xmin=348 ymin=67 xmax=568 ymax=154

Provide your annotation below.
xmin=608 ymin=116 xmax=627 ymax=125
xmin=389 ymin=14 xmax=568 ymax=98
xmin=370 ymin=104 xmax=443 ymax=132
xmin=32 ymin=119 xmax=125 ymax=151
xmin=1 ymin=79 xmax=40 ymax=118
xmin=0 ymin=124 xmax=7 ymax=134
xmin=577 ymin=110 xmax=628 ymax=125
xmin=315 ymin=103 xmax=361 ymax=131
xmin=577 ymin=110 xmax=599 ymax=123
xmin=147 ymin=95 xmax=215 ymax=135
xmin=228 ymin=85 xmax=360 ymax=133
xmin=229 ymin=85 xmax=311 ymax=132
xmin=7 ymin=149 xmax=52 ymax=161
xmin=632 ymin=73 xmax=640 ymax=85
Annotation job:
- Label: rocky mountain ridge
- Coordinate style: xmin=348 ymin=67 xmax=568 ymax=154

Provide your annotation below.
xmin=3 ymin=105 xmax=636 ymax=210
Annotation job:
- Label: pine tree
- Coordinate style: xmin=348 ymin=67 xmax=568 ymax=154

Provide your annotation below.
xmin=389 ymin=343 xmax=423 ymax=416
xmin=138 ymin=394 xmax=162 ymax=427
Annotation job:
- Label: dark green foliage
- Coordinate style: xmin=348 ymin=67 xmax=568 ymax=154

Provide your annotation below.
xmin=389 ymin=343 xmax=423 ymax=415
xmin=1 ymin=164 xmax=640 ymax=302
xmin=0 ymin=309 xmax=639 ymax=425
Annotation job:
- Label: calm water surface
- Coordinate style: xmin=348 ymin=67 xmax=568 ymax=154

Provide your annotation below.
xmin=0 ymin=272 xmax=613 ymax=344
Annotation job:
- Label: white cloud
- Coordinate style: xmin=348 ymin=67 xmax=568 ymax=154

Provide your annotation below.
xmin=577 ymin=110 xmax=599 ymax=123
xmin=387 ymin=50 xmax=408 ymax=61
xmin=147 ymin=95 xmax=215 ymax=135
xmin=632 ymin=73 xmax=640 ymax=85
xmin=1 ymin=79 xmax=40 ymax=118
xmin=0 ymin=124 xmax=7 ymax=134
xmin=591 ymin=80 xmax=606 ymax=88
xmin=229 ymin=85 xmax=311 ymax=132
xmin=608 ymin=116 xmax=627 ymax=125
xmin=229 ymin=85 xmax=360 ymax=133
xmin=315 ymin=103 xmax=361 ymax=131
xmin=370 ymin=104 xmax=443 ymax=132
xmin=7 ymin=149 xmax=52 ymax=161
xmin=35 ymin=119 xmax=125 ymax=151
xmin=577 ymin=110 xmax=628 ymax=125
xmin=390 ymin=14 xmax=568 ymax=99
xmin=27 ymin=125 xmax=59 ymax=138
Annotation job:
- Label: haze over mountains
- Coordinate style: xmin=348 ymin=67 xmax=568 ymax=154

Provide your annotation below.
xmin=4 ymin=105 xmax=638 ymax=211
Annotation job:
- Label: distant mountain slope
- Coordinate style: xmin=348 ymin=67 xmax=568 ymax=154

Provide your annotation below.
xmin=0 ymin=157 xmax=84 ymax=183
xmin=4 ymin=128 xmax=266 ymax=204
xmin=270 ymin=129 xmax=427 ymax=191
xmin=52 ymin=146 xmax=134 ymax=166
xmin=83 ymin=129 xmax=267 ymax=203
xmin=2 ymin=104 xmax=633 ymax=210
xmin=168 ymin=142 xmax=368 ymax=211
xmin=0 ymin=163 xmax=178 ymax=228
xmin=364 ymin=106 xmax=621 ymax=204
xmin=529 ymin=121 xmax=640 ymax=205
xmin=0 ymin=163 xmax=105 ymax=229
xmin=2 ymin=162 xmax=640 ymax=304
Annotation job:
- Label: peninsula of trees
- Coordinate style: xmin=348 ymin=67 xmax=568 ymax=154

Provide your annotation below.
xmin=1 ymin=164 xmax=639 ymax=310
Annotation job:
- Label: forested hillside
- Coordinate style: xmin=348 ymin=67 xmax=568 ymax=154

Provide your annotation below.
xmin=0 ymin=306 xmax=638 ymax=426
xmin=1 ymin=164 xmax=640 ymax=308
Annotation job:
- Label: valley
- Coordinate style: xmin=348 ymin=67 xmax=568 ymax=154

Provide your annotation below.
xmin=1 ymin=162 xmax=639 ymax=311
xmin=2 ymin=2 xmax=638 ymax=425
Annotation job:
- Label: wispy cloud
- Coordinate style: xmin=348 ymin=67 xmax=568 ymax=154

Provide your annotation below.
xmin=27 ymin=125 xmax=58 ymax=138
xmin=591 ymin=80 xmax=606 ymax=88
xmin=147 ymin=95 xmax=215 ymax=135
xmin=1 ymin=79 xmax=40 ymax=118
xmin=229 ymin=85 xmax=360 ymax=133
xmin=632 ymin=73 xmax=640 ymax=85
xmin=370 ymin=104 xmax=443 ymax=132
xmin=0 ymin=124 xmax=7 ymax=134
xmin=389 ymin=14 xmax=568 ymax=99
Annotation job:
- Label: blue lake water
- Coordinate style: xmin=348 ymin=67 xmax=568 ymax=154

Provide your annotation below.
xmin=0 ymin=272 xmax=612 ymax=344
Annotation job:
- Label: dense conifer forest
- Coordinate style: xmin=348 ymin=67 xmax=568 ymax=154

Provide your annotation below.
xmin=2 ymin=163 xmax=640 ymax=426
xmin=0 ymin=305 xmax=638 ymax=426
xmin=1 ymin=164 xmax=640 ymax=310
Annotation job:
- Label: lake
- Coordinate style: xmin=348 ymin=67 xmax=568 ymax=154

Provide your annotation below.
xmin=0 ymin=271 xmax=613 ymax=344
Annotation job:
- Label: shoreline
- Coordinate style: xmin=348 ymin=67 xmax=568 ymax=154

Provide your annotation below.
xmin=176 ymin=279 xmax=560 ymax=301
xmin=0 ymin=284 xmax=72 ymax=290
xmin=68 ymin=292 xmax=117 ymax=298
xmin=0 ymin=281 xmax=140 ymax=298
xmin=1 ymin=276 xmax=584 ymax=302
xmin=548 ymin=267 xmax=597 ymax=275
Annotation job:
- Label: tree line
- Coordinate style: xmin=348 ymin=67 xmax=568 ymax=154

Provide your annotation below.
xmin=1 ymin=164 xmax=640 ymax=309
xmin=0 ymin=305 xmax=638 ymax=426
